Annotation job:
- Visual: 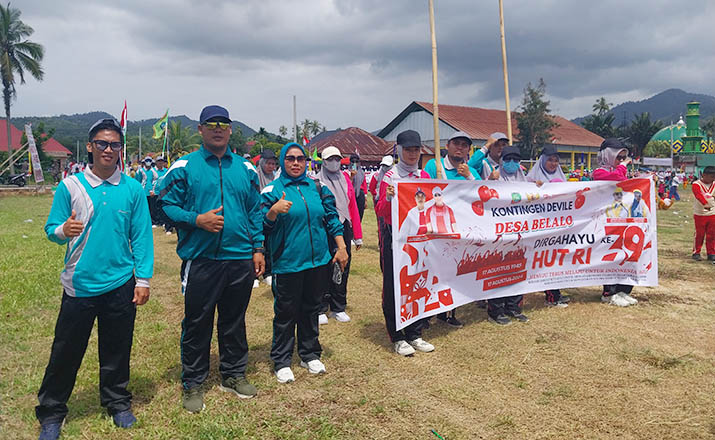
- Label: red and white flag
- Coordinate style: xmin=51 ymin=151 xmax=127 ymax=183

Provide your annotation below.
xmin=303 ymin=135 xmax=310 ymax=146
xmin=119 ymin=100 xmax=128 ymax=171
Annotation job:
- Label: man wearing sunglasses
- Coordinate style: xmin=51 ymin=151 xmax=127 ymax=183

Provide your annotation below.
xmin=37 ymin=118 xmax=154 ymax=439
xmin=157 ymin=105 xmax=265 ymax=414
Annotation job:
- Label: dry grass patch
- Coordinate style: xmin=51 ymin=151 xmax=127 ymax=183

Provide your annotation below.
xmin=1 ymin=192 xmax=714 ymax=439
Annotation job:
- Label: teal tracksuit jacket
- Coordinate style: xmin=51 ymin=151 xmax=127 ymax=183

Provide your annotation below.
xmin=260 ymin=143 xmax=344 ymax=274
xmin=157 ymin=145 xmax=264 ymax=261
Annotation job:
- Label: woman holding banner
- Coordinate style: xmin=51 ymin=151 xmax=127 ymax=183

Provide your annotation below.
xmin=487 ymin=145 xmax=530 ymax=325
xmin=376 ymin=130 xmax=435 ymax=357
xmin=592 ymin=138 xmax=637 ymax=307
xmin=527 ymin=145 xmax=571 ymax=308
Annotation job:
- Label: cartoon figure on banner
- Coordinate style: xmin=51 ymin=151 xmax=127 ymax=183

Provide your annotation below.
xmin=605 ymin=187 xmax=629 ymax=218
xmin=629 ymin=189 xmax=649 ymax=218
xmin=408 ymin=187 xmax=429 ymax=235
xmin=426 ymin=186 xmax=459 ymax=235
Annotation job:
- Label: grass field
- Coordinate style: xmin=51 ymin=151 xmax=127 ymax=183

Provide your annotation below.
xmin=1 ymin=191 xmax=714 ymax=439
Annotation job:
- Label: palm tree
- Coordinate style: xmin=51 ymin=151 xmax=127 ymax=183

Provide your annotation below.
xmin=592 ymin=97 xmax=613 ymax=116
xmin=626 ymin=112 xmax=663 ymax=159
xmin=0 ymin=3 xmax=44 ymax=173
xmin=278 ymin=125 xmax=288 ymax=138
xmin=168 ymin=120 xmax=200 ymax=158
xmin=701 ymin=116 xmax=715 ymax=143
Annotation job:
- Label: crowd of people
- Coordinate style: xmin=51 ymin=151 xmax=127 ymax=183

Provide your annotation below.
xmin=34 ymin=107 xmax=715 ymax=439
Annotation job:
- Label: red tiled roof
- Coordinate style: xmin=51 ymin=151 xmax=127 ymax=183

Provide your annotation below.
xmin=0 ymin=119 xmax=71 ymax=156
xmin=414 ymin=102 xmax=604 ymax=147
xmin=308 ymin=127 xmax=393 ymax=162
xmin=0 ymin=119 xmax=24 ymax=152
xmin=42 ymin=137 xmax=72 ymax=156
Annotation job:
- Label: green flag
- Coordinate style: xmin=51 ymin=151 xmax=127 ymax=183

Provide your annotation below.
xmin=153 ymin=110 xmax=169 ymax=140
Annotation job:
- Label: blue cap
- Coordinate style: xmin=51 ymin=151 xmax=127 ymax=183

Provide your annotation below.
xmin=199 ymin=105 xmax=231 ymax=124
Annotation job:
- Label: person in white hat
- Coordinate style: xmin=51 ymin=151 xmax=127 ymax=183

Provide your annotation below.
xmin=317 ymin=146 xmax=363 ymax=324
xmin=469 ymin=132 xmax=509 ymax=180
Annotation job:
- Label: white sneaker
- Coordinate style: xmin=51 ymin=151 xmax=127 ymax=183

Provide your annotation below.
xmin=262 ymin=275 xmax=272 ymax=286
xmin=152 ymin=225 xmax=158 ymax=229
xmin=253 ymin=279 xmax=259 ymax=289
xmin=275 ymin=367 xmax=295 ymax=383
xmin=394 ymin=340 xmax=416 ymax=356
xmin=329 ymin=311 xmax=351 ymax=322
xmin=300 ymin=359 xmax=326 ymax=374
xmin=408 ymin=338 xmax=435 ymax=353
xmin=603 ymin=294 xmax=630 ymax=307
xmin=617 ymin=292 xmax=638 ymax=305
xmin=318 ymin=313 xmax=328 ymax=325
xmin=165 ymin=231 xmax=172 ymax=235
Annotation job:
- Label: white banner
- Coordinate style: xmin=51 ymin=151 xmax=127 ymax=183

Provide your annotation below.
xmin=24 ymin=124 xmax=44 ymax=183
xmin=391 ymin=178 xmax=658 ymax=330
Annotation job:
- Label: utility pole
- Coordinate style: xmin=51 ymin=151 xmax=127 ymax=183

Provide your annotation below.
xmin=293 ymin=95 xmax=298 ymax=143
xmin=138 ymin=126 xmax=142 ymax=160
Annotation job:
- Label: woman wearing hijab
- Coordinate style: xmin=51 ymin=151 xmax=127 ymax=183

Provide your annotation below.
xmin=375 ymin=130 xmax=435 ymax=357
xmin=499 ymin=145 xmax=528 ymax=182
xmin=261 ymin=143 xmax=349 ymax=383
xmin=527 ymin=145 xmax=570 ymax=308
xmin=488 ymin=145 xmax=530 ymax=325
xmin=593 ymin=138 xmax=637 ymax=307
xmin=318 ymin=146 xmax=363 ymax=325
xmin=257 ymin=149 xmax=279 ymax=190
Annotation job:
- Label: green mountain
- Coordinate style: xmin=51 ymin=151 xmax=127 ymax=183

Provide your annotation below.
xmin=573 ymin=88 xmax=715 ymax=127
xmin=12 ymin=112 xmax=257 ymax=151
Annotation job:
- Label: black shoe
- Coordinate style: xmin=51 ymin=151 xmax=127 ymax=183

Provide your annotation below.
xmin=435 ymin=313 xmax=448 ymax=323
xmin=38 ymin=421 xmax=63 ymax=440
xmin=444 ymin=316 xmax=464 ymax=328
xmin=112 ymin=409 xmax=136 ymax=428
xmin=559 ymin=294 xmax=572 ymax=303
xmin=476 ymin=300 xmax=487 ymax=309
xmin=488 ymin=315 xmax=511 ymax=326
xmin=692 ymin=254 xmax=702 ymax=261
xmin=707 ymin=254 xmax=715 ymax=261
xmin=507 ymin=312 xmax=529 ymax=323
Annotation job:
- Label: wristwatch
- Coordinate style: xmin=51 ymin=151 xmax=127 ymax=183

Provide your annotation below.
xmin=253 ymin=247 xmax=265 ymax=254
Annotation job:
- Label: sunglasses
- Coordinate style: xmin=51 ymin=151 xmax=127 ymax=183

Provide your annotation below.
xmin=92 ymin=140 xmax=123 ymax=151
xmin=285 ymin=155 xmax=306 ymax=163
xmin=616 ymin=155 xmax=628 ymax=160
xmin=202 ymin=122 xmax=231 ymax=130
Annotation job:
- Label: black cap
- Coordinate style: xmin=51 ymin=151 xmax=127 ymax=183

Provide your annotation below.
xmin=156 ymin=156 xmax=167 ymax=162
xmin=396 ymin=130 xmax=422 ymax=148
xmin=350 ymin=154 xmax=360 ymax=162
xmin=199 ymin=105 xmax=231 ymax=124
xmin=260 ymin=149 xmax=276 ymax=159
xmin=703 ymin=166 xmax=715 ymax=174
xmin=88 ymin=118 xmax=123 ymax=142
xmin=600 ymin=138 xmax=625 ymax=150
xmin=502 ymin=145 xmax=522 ymax=160
xmin=540 ymin=144 xmax=558 ymax=157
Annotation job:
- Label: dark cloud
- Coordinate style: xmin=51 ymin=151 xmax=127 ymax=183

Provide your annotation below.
xmin=14 ymin=0 xmax=715 ymax=133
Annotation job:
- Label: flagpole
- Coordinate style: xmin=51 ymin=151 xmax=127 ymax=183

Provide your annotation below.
xmin=138 ymin=126 xmax=142 ymax=161
xmin=499 ymin=0 xmax=513 ymax=145
xmin=428 ymin=0 xmax=445 ymax=178
xmin=163 ymin=109 xmax=170 ymax=166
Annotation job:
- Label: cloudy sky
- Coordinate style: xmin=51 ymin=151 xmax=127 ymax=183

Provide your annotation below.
xmin=14 ymin=0 xmax=715 ymax=133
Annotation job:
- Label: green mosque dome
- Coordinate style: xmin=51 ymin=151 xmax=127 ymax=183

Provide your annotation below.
xmin=649 ymin=124 xmax=708 ymax=143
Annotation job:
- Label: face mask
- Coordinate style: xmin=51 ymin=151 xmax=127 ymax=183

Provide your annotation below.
xmin=503 ymin=160 xmax=520 ymax=174
xmin=324 ymin=160 xmax=341 ymax=173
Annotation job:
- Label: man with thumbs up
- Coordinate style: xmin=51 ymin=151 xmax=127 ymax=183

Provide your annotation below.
xmin=38 ymin=118 xmax=153 ymax=438
xmin=157 ymin=105 xmax=265 ymax=413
